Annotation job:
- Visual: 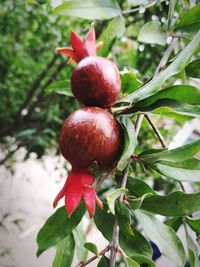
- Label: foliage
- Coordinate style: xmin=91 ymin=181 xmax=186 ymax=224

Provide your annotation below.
xmin=1 ymin=0 xmax=200 ymax=266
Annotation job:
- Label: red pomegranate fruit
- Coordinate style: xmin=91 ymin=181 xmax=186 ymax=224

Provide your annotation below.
xmin=53 ymin=107 xmax=124 ymax=218
xmin=56 ymin=28 xmax=121 ymax=108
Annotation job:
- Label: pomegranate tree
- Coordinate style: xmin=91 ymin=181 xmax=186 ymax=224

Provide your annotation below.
xmin=54 ymin=107 xmax=123 ymax=217
xmin=56 ymin=28 xmax=121 ymax=108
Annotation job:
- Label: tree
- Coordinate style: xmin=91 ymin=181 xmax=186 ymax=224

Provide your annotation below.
xmin=1 ymin=0 xmax=200 ymax=266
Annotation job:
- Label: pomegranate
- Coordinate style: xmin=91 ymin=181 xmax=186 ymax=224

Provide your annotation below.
xmin=56 ymin=28 xmax=121 ymax=108
xmin=53 ymin=107 xmax=124 ymax=217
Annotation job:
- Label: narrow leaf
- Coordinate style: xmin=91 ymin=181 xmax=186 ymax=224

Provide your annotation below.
xmin=107 ymin=188 xmax=128 ymax=214
xmin=36 ymin=204 xmax=85 ymax=257
xmin=168 ymin=0 xmax=178 ymax=29
xmin=54 ymin=0 xmax=121 ymax=20
xmin=150 ymin=158 xmax=200 ymax=182
xmin=45 ymin=80 xmax=73 ymax=97
xmin=188 ymin=234 xmax=200 ymax=267
xmin=140 ymin=139 xmax=200 ymax=163
xmin=117 ymin=117 xmax=137 ymax=171
xmin=119 ymin=226 xmax=153 ymax=257
xmin=135 ymin=210 xmax=186 ymax=266
xmin=140 ymin=191 xmax=200 ymax=216
xmin=127 ymin=177 xmax=155 ymax=197
xmin=73 ymin=224 xmax=88 ymax=261
xmin=52 ymin=234 xmax=75 ymax=267
xmin=121 ymin=31 xmax=200 ymax=104
xmin=176 ymin=4 xmax=200 ymax=32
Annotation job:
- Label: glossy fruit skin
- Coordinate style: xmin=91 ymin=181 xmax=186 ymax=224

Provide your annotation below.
xmin=71 ymin=56 xmax=121 ymax=108
xmin=59 ymin=107 xmax=123 ymax=170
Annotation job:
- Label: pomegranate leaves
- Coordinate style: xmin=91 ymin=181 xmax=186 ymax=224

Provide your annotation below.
xmin=53 ymin=169 xmax=99 ymax=218
xmin=56 ymin=28 xmax=102 ymax=63
xmin=36 ymin=203 xmax=85 ymax=257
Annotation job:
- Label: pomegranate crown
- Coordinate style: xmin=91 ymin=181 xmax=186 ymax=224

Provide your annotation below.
xmin=56 ymin=27 xmax=103 ymax=63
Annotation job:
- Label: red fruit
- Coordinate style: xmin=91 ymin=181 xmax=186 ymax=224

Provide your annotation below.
xmin=71 ymin=56 xmax=121 ymax=108
xmin=59 ymin=107 xmax=123 ymax=170
xmin=54 ymin=107 xmax=124 ymax=217
xmin=56 ymin=28 xmax=121 ymax=108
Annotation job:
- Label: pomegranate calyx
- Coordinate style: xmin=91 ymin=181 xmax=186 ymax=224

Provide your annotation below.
xmin=56 ymin=27 xmax=102 ymax=63
xmin=53 ymin=167 xmax=100 ymax=218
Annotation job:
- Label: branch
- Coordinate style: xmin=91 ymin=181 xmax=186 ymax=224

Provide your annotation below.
xmin=24 ymin=61 xmax=65 ymax=121
xmin=15 ymin=54 xmax=59 ymax=125
xmin=144 ymin=114 xmax=167 ymax=148
xmin=76 ymin=245 xmax=110 ymax=267
xmin=122 ymin=0 xmax=160 ymax=15
xmin=153 ymin=38 xmax=177 ymax=77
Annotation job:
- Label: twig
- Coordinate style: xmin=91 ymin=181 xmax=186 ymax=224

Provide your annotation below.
xmin=109 ymin=161 xmax=130 ymax=267
xmin=95 ymin=168 xmax=115 ymax=190
xmin=122 ymin=0 xmax=160 ymax=15
xmin=75 ymin=245 xmax=110 ymax=267
xmin=153 ymin=38 xmax=177 ymax=77
xmin=144 ymin=114 xmax=167 ymax=148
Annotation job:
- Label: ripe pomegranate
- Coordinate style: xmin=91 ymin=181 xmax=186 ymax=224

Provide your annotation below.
xmin=53 ymin=107 xmax=124 ymax=217
xmin=56 ymin=28 xmax=121 ymax=108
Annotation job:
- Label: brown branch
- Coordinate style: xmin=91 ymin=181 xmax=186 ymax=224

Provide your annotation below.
xmin=109 ymin=161 xmax=130 ymax=267
xmin=122 ymin=0 xmax=161 ymax=15
xmin=24 ymin=61 xmax=65 ymax=121
xmin=144 ymin=114 xmax=167 ymax=148
xmin=75 ymin=245 xmax=110 ymax=267
xmin=14 ymin=54 xmax=59 ymax=124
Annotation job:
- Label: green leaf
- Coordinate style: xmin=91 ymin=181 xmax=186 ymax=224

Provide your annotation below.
xmin=140 ymin=139 xmax=200 ymax=163
xmin=186 ymin=217 xmax=200 ymax=235
xmin=97 ymin=256 xmax=110 ymax=267
xmin=121 ymin=71 xmax=143 ymax=95
xmin=121 ymin=31 xmax=200 ymax=104
xmin=16 ymin=129 xmax=37 ymax=138
xmin=127 ymin=177 xmax=155 ymax=197
xmin=45 ymin=80 xmax=73 ymax=97
xmin=97 ymin=16 xmax=125 ymax=57
xmin=117 ymin=117 xmax=137 ymax=171
xmin=188 ymin=234 xmax=200 ymax=267
xmin=84 ymin=242 xmax=98 ymax=256
xmin=95 ymin=205 xmax=152 ymax=257
xmin=132 ymin=85 xmax=200 ymax=118
xmin=94 ymin=206 xmax=115 ymax=241
xmin=52 ymin=234 xmax=75 ymax=267
xmin=36 ymin=204 xmax=85 ymax=257
xmin=164 ymin=217 xmax=182 ymax=232
xmin=168 ymin=0 xmax=178 ymax=29
xmin=130 ymin=254 xmax=156 ymax=267
xmin=138 ymin=21 xmax=167 ymax=46
xmin=54 ymin=0 xmax=121 ymax=20
xmin=186 ymin=59 xmax=200 ymax=78
xmin=119 ymin=226 xmax=153 ymax=257
xmin=116 ymin=201 xmax=133 ymax=235
xmin=125 ymin=257 xmax=140 ymax=267
xmin=176 ymin=4 xmax=200 ymax=32
xmin=73 ymin=223 xmax=88 ymax=261
xmin=107 ymin=188 xmax=129 ymax=214
xmin=140 ymin=191 xmax=200 ymax=216
xmin=150 ymin=158 xmax=200 ymax=182
xmin=129 ymin=193 xmax=152 ymax=210
xmin=135 ymin=210 xmax=186 ymax=266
